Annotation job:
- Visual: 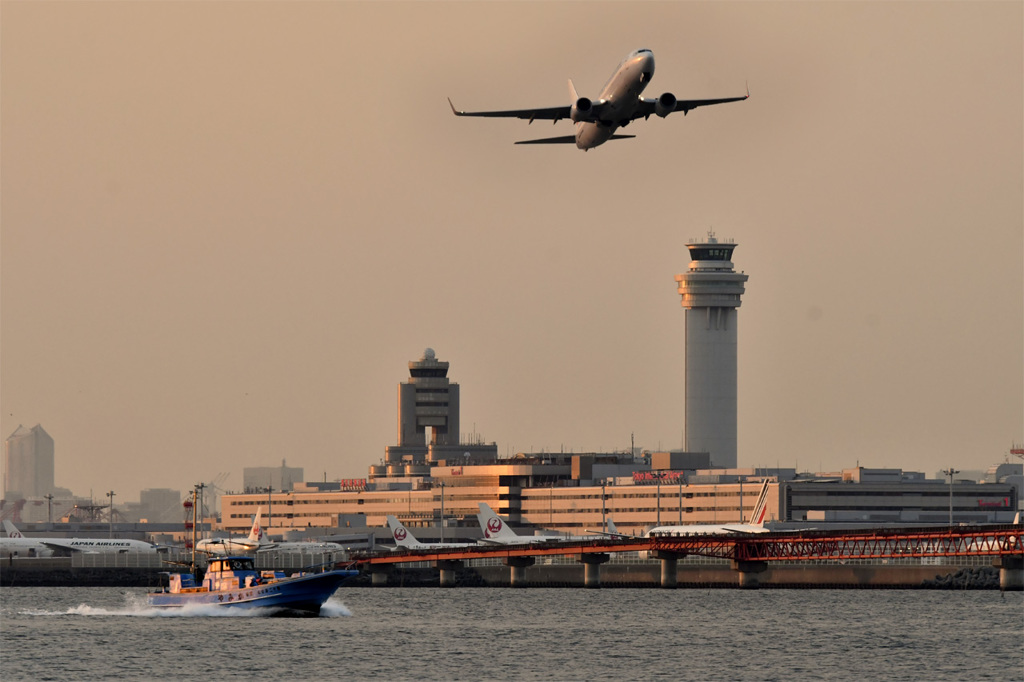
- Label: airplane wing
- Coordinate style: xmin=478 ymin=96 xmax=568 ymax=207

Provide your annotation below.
xmin=448 ymin=98 xmax=571 ymax=123
xmin=586 ymin=530 xmax=631 ymax=538
xmin=514 ymin=134 xmax=636 ymax=145
xmin=718 ymin=526 xmax=771 ymax=534
xmin=634 ymin=92 xmax=748 ymax=119
xmin=38 ymin=540 xmax=80 ymax=553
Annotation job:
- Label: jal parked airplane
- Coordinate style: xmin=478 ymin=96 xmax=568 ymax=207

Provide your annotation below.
xmin=195 ymin=506 xmax=265 ymax=555
xmin=386 ymin=515 xmax=466 ymax=550
xmin=1 ymin=519 xmax=159 ymax=555
xmin=645 ymin=479 xmax=773 ymax=536
xmin=448 ymin=48 xmax=747 ymax=150
xmin=476 ymin=503 xmax=594 ymax=545
xmin=197 ymin=507 xmax=346 ymax=555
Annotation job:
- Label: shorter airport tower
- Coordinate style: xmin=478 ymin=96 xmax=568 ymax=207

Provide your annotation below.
xmin=379 ymin=349 xmax=497 ymax=473
xmin=400 ymin=348 xmax=460 ymax=451
xmin=675 ymin=233 xmax=748 ymax=468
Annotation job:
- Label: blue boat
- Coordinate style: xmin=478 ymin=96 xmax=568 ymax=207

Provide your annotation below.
xmin=148 ymin=556 xmax=358 ymax=616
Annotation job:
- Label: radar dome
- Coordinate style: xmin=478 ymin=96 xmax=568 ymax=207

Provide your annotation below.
xmin=423 ymin=348 xmax=436 ymax=361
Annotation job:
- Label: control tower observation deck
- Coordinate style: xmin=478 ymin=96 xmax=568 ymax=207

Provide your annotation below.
xmin=674 ymin=233 xmax=748 ymax=468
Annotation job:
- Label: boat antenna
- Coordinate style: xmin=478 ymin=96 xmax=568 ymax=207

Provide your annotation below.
xmin=190 ymin=484 xmax=199 ymax=576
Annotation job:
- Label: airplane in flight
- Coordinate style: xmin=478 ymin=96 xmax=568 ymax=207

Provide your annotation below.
xmin=448 ymin=48 xmax=747 ymax=150
xmin=1 ymin=519 xmax=159 ymax=555
xmin=644 ymin=479 xmax=773 ymax=536
xmin=476 ymin=503 xmax=595 ymax=545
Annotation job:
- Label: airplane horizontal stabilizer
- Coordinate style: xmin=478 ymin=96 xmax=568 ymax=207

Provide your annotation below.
xmin=514 ymin=134 xmax=635 ymax=145
xmin=514 ymin=135 xmax=578 ymax=145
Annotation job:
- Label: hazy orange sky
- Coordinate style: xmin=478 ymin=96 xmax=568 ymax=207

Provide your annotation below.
xmin=2 ymin=2 xmax=1021 ymax=500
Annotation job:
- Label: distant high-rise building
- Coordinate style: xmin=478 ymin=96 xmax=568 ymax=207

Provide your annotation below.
xmin=243 ymin=460 xmax=304 ymax=493
xmin=675 ymin=233 xmax=748 ymax=468
xmin=3 ymin=424 xmax=55 ymax=499
xmin=139 ymin=488 xmax=182 ymax=523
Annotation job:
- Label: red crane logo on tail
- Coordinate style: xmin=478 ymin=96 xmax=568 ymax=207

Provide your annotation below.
xmin=487 ymin=518 xmax=503 ymax=536
xmin=394 ymin=528 xmax=407 ymax=541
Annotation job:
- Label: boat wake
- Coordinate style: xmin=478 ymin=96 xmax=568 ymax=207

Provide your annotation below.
xmin=19 ymin=593 xmax=352 ymax=618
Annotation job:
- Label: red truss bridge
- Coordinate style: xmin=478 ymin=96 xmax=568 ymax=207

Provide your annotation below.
xmin=649 ymin=525 xmax=1023 ymax=562
xmin=352 ymin=524 xmax=1024 ymax=589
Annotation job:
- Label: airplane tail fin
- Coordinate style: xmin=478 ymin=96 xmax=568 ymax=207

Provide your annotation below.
xmin=747 ymin=480 xmax=772 ymax=526
xmin=247 ymin=506 xmax=265 ymax=544
xmin=3 ymin=519 xmax=24 ymax=538
xmin=477 ymin=503 xmax=518 ymax=541
xmin=607 ymin=519 xmax=618 ymax=535
xmin=568 ymin=78 xmax=579 ymax=103
xmin=387 ymin=515 xmax=420 ymax=549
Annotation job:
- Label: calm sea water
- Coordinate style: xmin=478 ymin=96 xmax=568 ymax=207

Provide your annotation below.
xmin=1 ymin=586 xmax=1021 ymax=681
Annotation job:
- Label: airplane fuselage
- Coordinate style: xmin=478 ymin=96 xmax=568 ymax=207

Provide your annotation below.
xmin=575 ymin=50 xmax=654 ymax=150
xmin=196 ymin=538 xmax=260 ymax=555
xmin=0 ymin=536 xmax=155 ymax=556
xmin=0 ymin=537 xmax=55 ymax=557
xmin=646 ymin=523 xmax=770 ymax=536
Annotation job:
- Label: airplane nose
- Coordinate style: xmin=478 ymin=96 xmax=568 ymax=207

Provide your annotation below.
xmin=637 ymin=53 xmax=655 ymax=83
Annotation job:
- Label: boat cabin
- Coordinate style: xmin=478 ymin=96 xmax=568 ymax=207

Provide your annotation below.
xmin=203 ymin=556 xmax=260 ymax=591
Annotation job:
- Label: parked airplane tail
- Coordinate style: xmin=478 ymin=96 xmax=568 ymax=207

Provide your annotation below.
xmin=247 ymin=506 xmax=265 ymax=544
xmin=386 ymin=515 xmax=419 ymax=548
xmin=747 ymin=480 xmax=772 ymax=526
xmin=3 ymin=519 xmax=24 ymax=539
xmin=607 ymin=518 xmax=618 ymax=535
xmin=477 ymin=503 xmax=520 ymax=541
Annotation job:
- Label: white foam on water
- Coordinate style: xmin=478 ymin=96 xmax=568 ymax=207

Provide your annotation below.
xmin=320 ymin=598 xmax=352 ymax=617
xmin=19 ymin=591 xmax=352 ymax=618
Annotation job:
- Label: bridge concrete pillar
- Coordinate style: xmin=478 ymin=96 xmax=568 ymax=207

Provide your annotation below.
xmin=653 ymin=551 xmax=684 ymax=589
xmin=504 ymin=556 xmax=535 ymax=587
xmin=731 ymin=560 xmax=768 ymax=589
xmin=994 ymin=556 xmax=1024 ymax=592
xmin=434 ymin=560 xmax=462 ymax=588
xmin=580 ymin=554 xmax=610 ymax=589
xmin=368 ymin=565 xmax=390 ymax=587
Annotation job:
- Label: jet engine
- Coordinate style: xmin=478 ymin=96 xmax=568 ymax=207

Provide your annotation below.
xmin=654 ymin=92 xmax=677 ymax=118
xmin=570 ymin=97 xmax=593 ymax=122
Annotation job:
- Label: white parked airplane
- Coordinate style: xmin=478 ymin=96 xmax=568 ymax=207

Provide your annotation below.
xmin=645 ymin=479 xmax=773 ymax=536
xmin=195 ymin=506 xmax=265 ymax=555
xmin=386 ymin=515 xmax=460 ymax=550
xmin=586 ymin=518 xmax=623 ymax=537
xmin=1 ymin=519 xmax=158 ymax=555
xmin=476 ymin=503 xmax=594 ymax=545
xmin=448 ymin=48 xmax=747 ymax=150
xmin=197 ymin=507 xmax=346 ymax=555
xmin=1 ymin=521 xmax=54 ymax=557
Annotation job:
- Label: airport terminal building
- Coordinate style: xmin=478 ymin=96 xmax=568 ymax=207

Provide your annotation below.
xmin=219 ymin=350 xmax=1018 ymax=541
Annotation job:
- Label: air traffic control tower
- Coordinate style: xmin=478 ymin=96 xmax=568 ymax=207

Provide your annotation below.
xmin=675 ymin=232 xmax=748 ymax=468
xmin=382 ymin=349 xmax=496 ymax=469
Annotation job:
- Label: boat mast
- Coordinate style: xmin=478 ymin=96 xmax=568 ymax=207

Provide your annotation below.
xmin=190 ymin=484 xmax=199 ymax=574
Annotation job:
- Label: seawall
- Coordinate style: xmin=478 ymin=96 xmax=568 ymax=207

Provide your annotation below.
xmin=3 ymin=557 xmax=1001 ymax=589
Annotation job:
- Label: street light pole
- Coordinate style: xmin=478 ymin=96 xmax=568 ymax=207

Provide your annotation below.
xmin=106 ymin=490 xmax=115 ymax=538
xmin=601 ymin=482 xmax=607 ymax=533
xmin=264 ymin=486 xmax=273 ymax=535
xmin=942 ymin=468 xmax=960 ymax=525
xmin=656 ymin=475 xmax=661 ymax=526
xmin=439 ymin=481 xmax=445 ymax=544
